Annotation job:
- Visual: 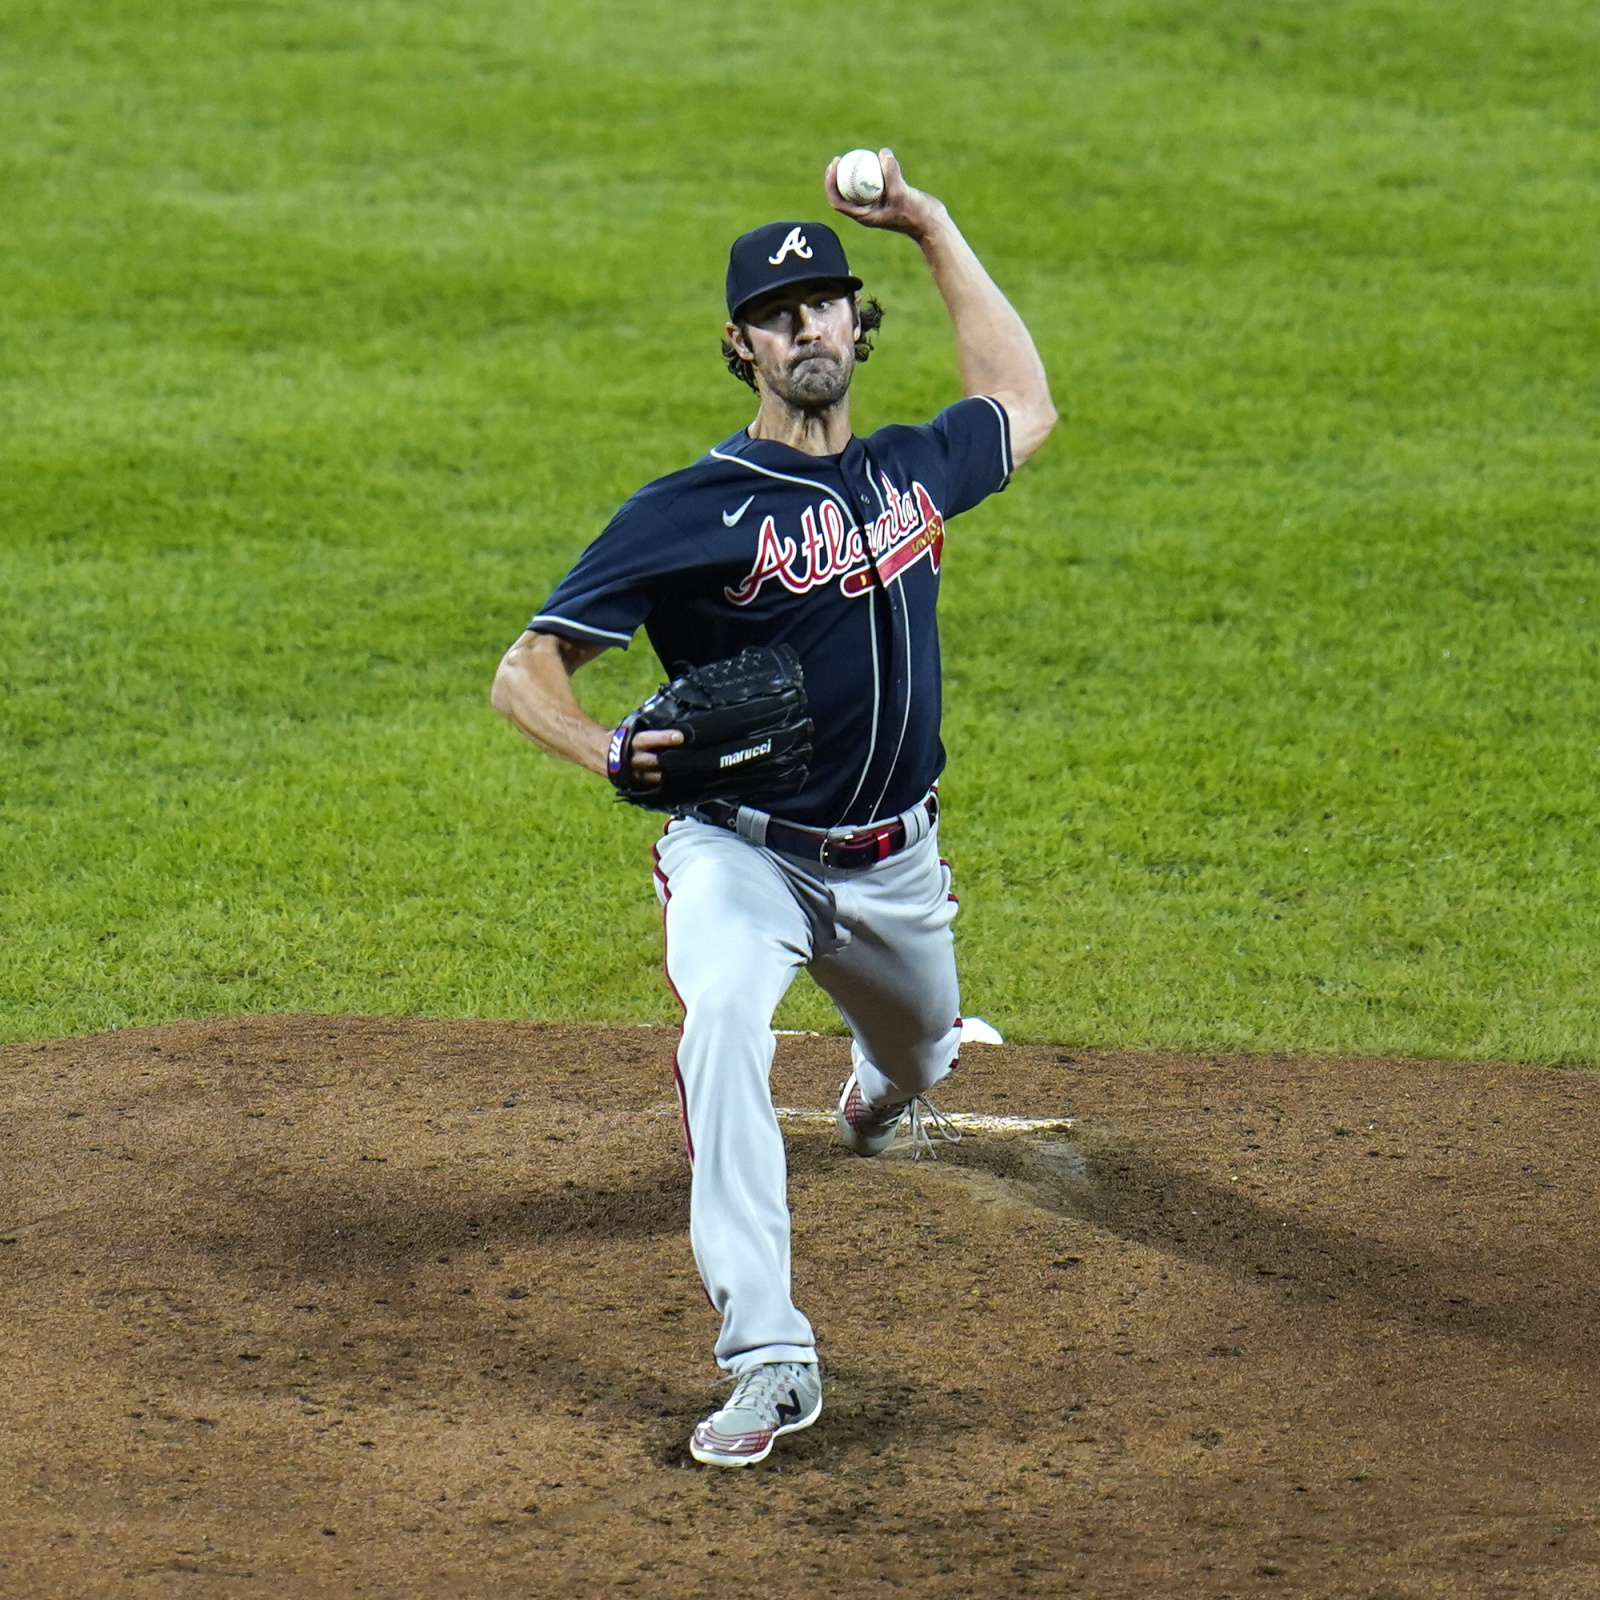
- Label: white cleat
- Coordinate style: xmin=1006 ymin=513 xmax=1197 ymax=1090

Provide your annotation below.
xmin=689 ymin=1360 xmax=823 ymax=1468
xmin=834 ymin=1069 xmax=962 ymax=1160
xmin=834 ymin=1069 xmax=914 ymax=1157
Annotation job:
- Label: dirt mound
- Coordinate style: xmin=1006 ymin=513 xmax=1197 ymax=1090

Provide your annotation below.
xmin=1 ymin=1015 xmax=1597 ymax=1597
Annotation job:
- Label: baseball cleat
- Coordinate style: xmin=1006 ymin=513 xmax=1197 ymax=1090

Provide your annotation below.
xmin=835 ymin=1070 xmax=963 ymax=1159
xmin=689 ymin=1359 xmax=823 ymax=1468
xmin=835 ymin=1070 xmax=915 ymax=1156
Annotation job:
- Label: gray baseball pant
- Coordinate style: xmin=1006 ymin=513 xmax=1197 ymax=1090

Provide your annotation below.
xmin=652 ymin=809 xmax=962 ymax=1374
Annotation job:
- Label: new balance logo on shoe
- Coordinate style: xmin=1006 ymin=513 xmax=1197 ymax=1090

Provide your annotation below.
xmin=766 ymin=227 xmax=812 ymax=265
xmin=775 ymin=1391 xmax=802 ymax=1426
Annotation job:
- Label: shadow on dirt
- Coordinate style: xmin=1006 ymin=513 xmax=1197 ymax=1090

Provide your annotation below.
xmin=172 ymin=1161 xmax=694 ymax=1279
xmin=942 ymin=1132 xmax=1600 ymax=1369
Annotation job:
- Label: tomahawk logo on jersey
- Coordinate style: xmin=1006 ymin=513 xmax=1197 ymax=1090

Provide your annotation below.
xmin=531 ymin=393 xmax=1013 ymax=830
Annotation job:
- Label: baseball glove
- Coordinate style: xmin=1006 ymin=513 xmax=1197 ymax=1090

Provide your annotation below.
xmin=606 ymin=645 xmax=812 ymax=812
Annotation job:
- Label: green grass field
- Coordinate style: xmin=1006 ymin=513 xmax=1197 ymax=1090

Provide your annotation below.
xmin=3 ymin=0 xmax=1598 ymax=1059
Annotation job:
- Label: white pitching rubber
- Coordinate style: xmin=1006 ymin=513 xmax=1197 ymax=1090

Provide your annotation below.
xmin=772 ymin=1108 xmax=1073 ymax=1133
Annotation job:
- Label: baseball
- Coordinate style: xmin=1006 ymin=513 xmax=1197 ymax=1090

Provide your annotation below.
xmin=835 ymin=148 xmax=885 ymax=204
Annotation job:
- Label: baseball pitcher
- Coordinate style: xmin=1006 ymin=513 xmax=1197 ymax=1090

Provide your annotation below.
xmin=491 ymin=150 xmax=1056 ymax=1466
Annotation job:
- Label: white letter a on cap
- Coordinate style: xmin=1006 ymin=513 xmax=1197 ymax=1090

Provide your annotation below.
xmin=767 ymin=227 xmax=813 ymax=265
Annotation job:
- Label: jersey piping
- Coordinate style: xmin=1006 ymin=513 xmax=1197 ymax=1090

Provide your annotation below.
xmin=529 ymin=612 xmax=635 ymax=646
xmin=862 ymin=453 xmax=916 ymax=823
xmin=976 ymin=394 xmax=1014 ymax=480
xmin=834 ymin=582 xmax=882 ymax=825
xmin=705 ymin=447 xmax=859 ymax=526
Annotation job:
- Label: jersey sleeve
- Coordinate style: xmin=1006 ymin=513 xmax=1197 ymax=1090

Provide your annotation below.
xmin=527 ymin=502 xmax=669 ymax=650
xmin=924 ymin=395 xmax=1014 ymax=517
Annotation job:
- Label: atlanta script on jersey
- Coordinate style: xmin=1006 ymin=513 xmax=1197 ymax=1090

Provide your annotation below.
xmin=531 ymin=396 xmax=1013 ymax=829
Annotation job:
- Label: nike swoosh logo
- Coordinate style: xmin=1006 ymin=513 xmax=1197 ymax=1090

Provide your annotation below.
xmin=722 ymin=495 xmax=755 ymax=527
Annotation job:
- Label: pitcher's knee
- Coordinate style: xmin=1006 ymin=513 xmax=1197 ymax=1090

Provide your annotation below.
xmin=860 ymin=1020 xmax=961 ymax=1100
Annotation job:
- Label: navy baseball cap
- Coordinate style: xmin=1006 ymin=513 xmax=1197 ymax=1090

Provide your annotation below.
xmin=725 ymin=221 xmax=862 ymax=321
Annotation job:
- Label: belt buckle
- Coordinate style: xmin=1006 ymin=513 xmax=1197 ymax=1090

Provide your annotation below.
xmin=821 ymin=821 xmax=903 ymax=871
xmin=820 ymin=833 xmax=869 ymax=871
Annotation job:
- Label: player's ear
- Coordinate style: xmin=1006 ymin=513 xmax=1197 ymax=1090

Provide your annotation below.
xmin=725 ymin=321 xmax=755 ymax=361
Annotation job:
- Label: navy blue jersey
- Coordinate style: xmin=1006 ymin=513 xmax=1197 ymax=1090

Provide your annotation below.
xmin=531 ymin=395 xmax=1013 ymax=828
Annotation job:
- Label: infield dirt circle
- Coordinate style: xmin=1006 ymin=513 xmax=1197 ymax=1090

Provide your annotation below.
xmin=1 ymin=1017 xmax=1596 ymax=1598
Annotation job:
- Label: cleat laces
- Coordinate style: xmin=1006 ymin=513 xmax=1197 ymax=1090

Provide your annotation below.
xmin=902 ymin=1094 xmax=962 ymax=1160
xmin=716 ymin=1360 xmax=807 ymax=1422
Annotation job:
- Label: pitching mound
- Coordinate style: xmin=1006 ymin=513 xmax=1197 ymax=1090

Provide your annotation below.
xmin=1 ymin=1017 xmax=1596 ymax=1598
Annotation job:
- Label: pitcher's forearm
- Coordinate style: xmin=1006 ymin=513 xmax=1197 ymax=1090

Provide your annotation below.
xmin=917 ymin=213 xmax=1056 ymax=461
xmin=491 ymin=632 xmax=612 ymax=775
xmin=510 ymin=694 xmax=612 ymax=775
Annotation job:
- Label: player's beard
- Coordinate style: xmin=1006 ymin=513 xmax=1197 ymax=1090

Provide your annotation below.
xmin=769 ymin=349 xmax=853 ymax=411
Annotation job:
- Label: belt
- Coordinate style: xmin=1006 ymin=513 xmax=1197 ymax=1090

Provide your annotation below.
xmin=697 ymin=794 xmax=939 ymax=871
